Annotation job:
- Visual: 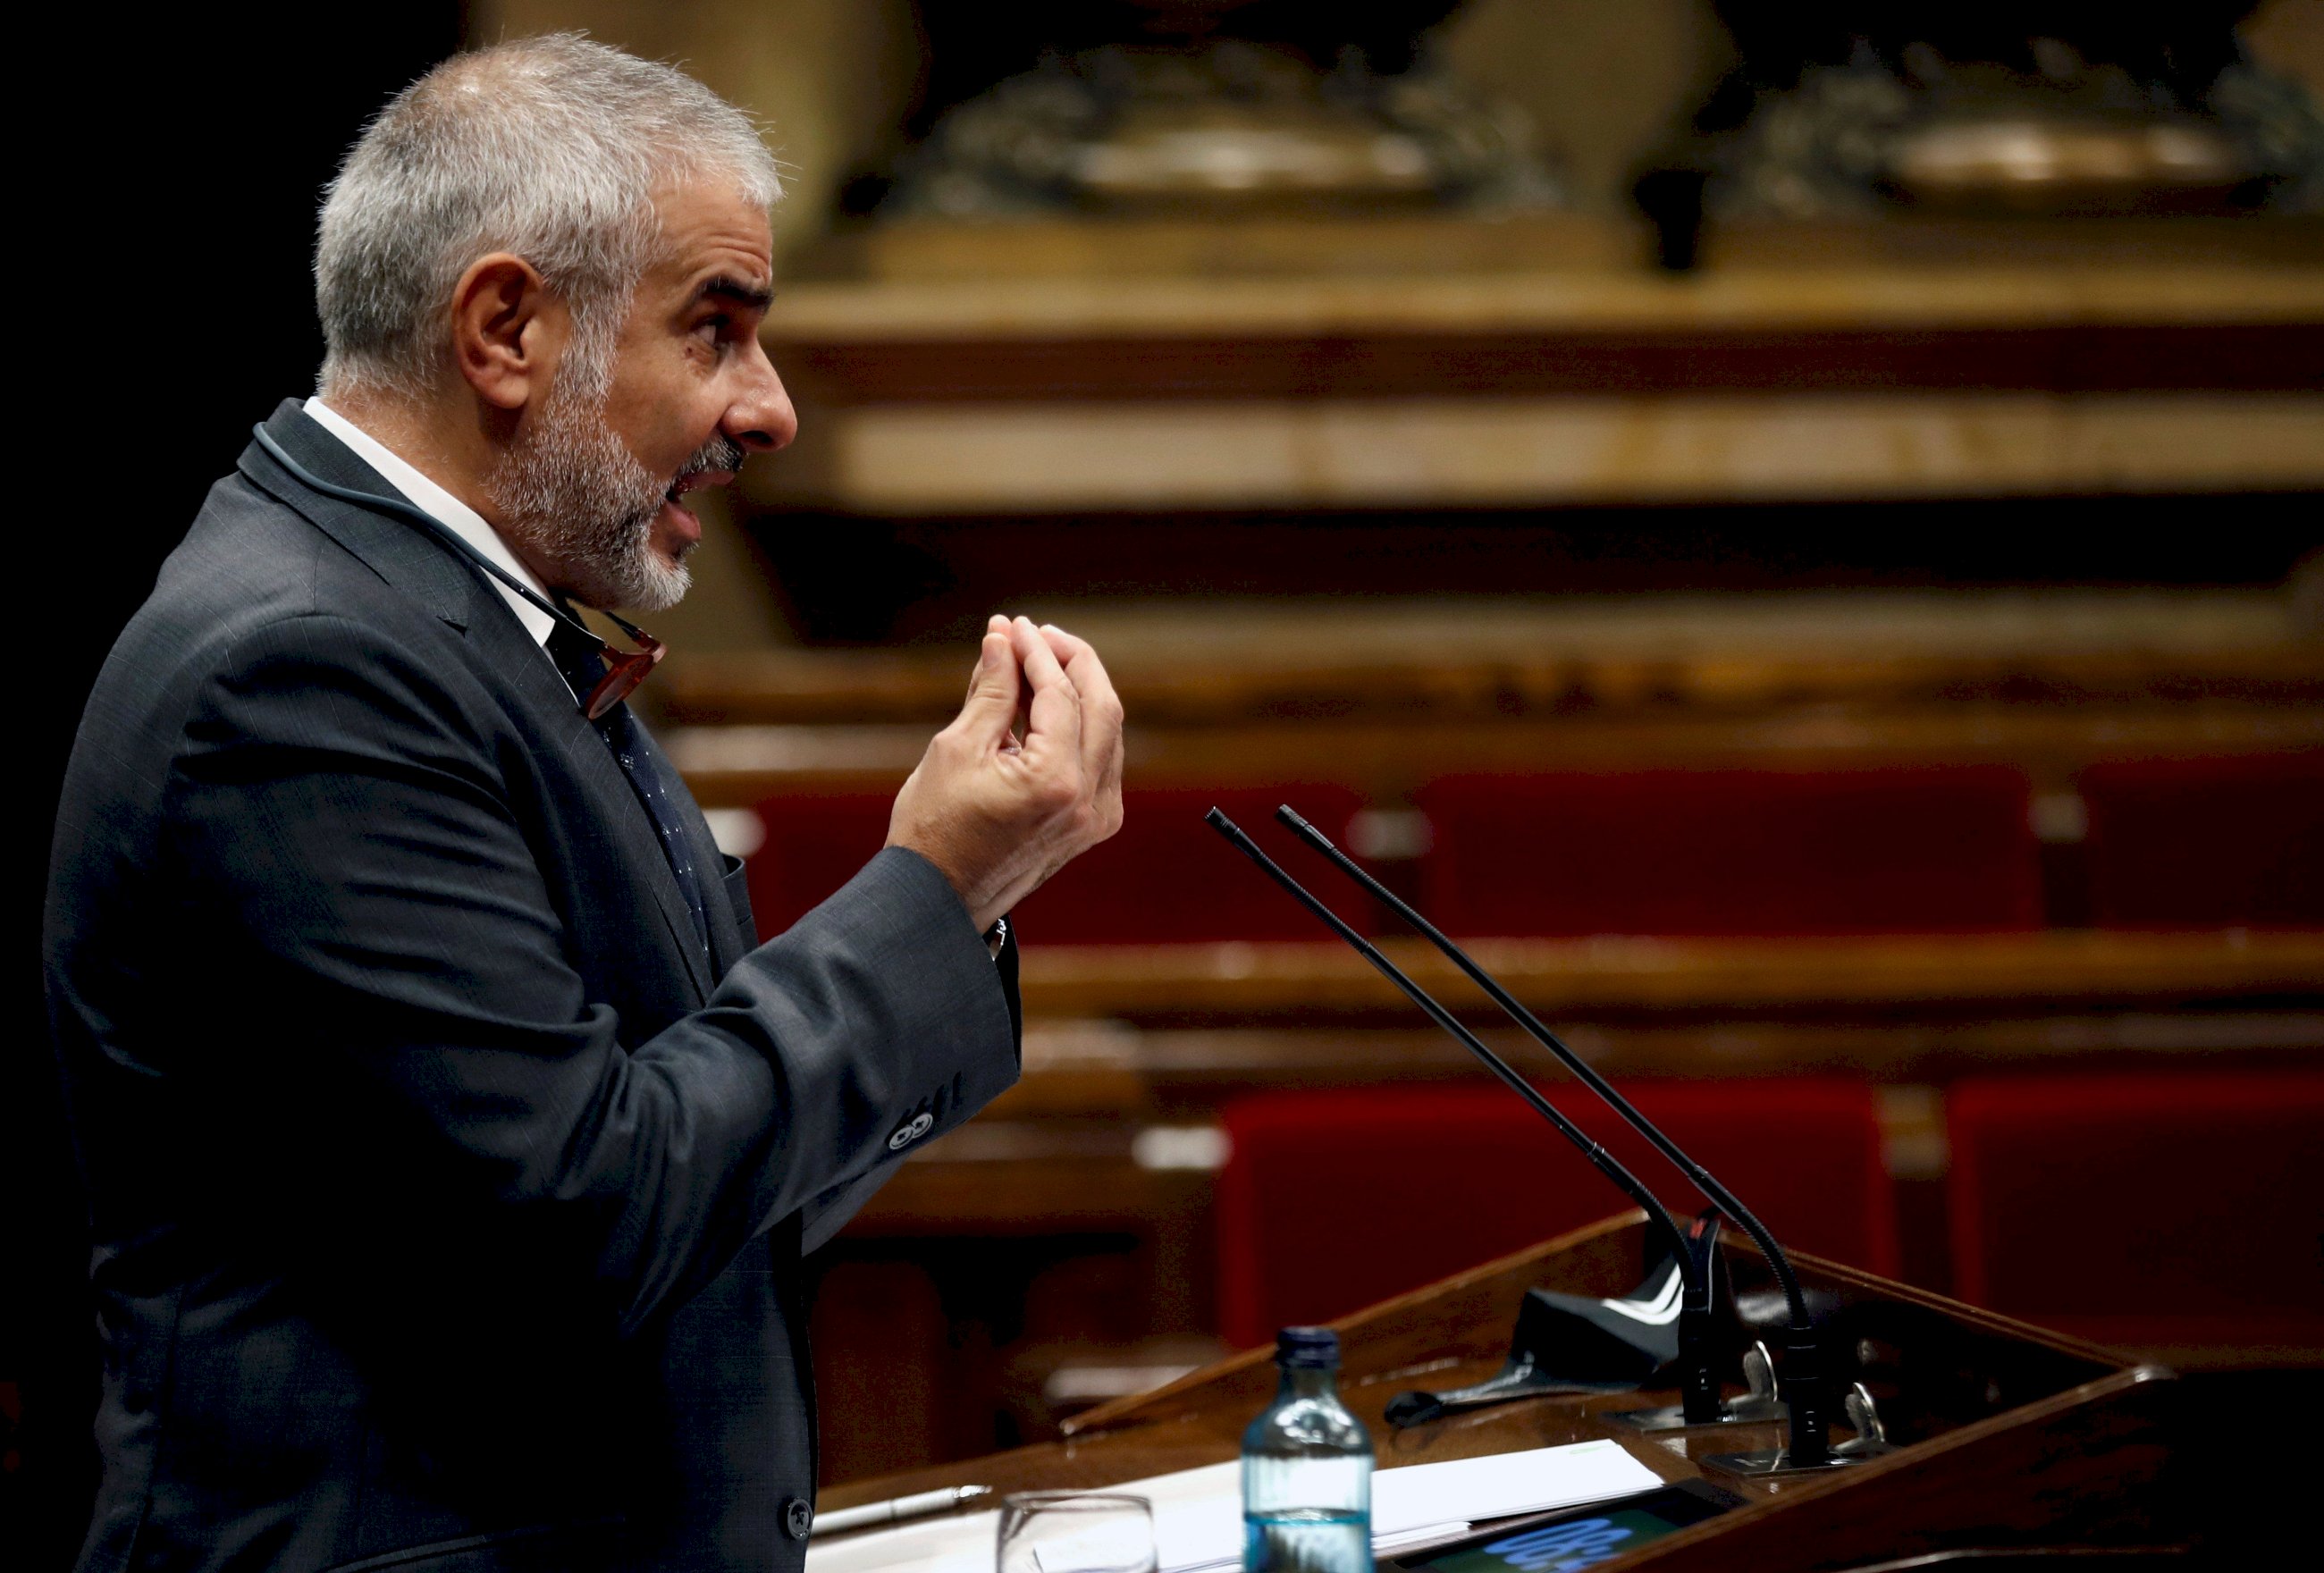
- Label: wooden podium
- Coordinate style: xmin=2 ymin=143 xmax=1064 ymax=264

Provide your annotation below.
xmin=817 ymin=1214 xmax=2185 ymax=1569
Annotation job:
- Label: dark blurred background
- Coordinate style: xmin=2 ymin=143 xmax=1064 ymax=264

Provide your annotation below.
xmin=4 ymin=9 xmax=464 ymax=1561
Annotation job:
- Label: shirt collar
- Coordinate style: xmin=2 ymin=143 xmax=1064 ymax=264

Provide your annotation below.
xmin=302 ymin=396 xmax=559 ymax=649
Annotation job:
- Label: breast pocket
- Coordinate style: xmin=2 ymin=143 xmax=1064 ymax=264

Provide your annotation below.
xmin=720 ymin=854 xmax=759 ymax=947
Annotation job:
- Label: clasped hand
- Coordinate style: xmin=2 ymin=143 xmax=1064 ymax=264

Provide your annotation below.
xmin=888 ymin=616 xmax=1126 ymax=934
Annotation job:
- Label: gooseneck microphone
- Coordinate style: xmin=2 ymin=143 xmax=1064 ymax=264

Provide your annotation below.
xmin=1205 ymin=810 xmax=1688 ymax=1261
xmin=1267 ymin=804 xmax=1841 ymax=1470
xmin=1207 ymin=808 xmax=1738 ymax=1426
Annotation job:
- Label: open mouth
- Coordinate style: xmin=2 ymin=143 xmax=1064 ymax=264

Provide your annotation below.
xmin=662 ymin=436 xmax=746 ymax=522
xmin=664 ymin=470 xmax=730 ymax=507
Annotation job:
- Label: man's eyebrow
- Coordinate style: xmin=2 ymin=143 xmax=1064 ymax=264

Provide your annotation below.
xmin=693 ymin=274 xmax=774 ymax=311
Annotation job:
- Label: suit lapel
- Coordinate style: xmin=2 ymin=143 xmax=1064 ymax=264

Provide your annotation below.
xmin=477 ymin=614 xmax=719 ymax=1002
xmin=238 ymin=400 xmax=717 ymax=1004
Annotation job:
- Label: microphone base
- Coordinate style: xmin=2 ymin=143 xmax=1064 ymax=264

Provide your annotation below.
xmin=1604 ymin=1334 xmax=1781 ymax=1434
xmin=1697 ymin=1439 xmax=1896 ymax=1479
xmin=1600 ymin=1398 xmax=1786 ymax=1434
xmin=1385 ymin=1257 xmax=1690 ymax=1429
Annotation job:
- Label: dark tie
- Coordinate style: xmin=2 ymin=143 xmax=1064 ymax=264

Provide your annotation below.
xmin=545 ymin=618 xmax=713 ymax=960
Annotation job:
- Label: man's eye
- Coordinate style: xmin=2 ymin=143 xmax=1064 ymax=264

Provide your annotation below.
xmin=693 ymin=315 xmax=729 ymax=344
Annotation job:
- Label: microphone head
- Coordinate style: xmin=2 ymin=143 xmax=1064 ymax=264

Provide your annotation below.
xmin=1206 ymin=807 xmax=1259 ymax=854
xmin=1275 ymin=803 xmax=1335 ymax=852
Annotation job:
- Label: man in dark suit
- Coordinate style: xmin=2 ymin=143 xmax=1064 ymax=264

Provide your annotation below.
xmin=44 ymin=35 xmax=1123 ymax=1573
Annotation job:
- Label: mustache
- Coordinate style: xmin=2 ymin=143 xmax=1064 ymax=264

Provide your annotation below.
xmin=674 ymin=435 xmax=747 ymax=484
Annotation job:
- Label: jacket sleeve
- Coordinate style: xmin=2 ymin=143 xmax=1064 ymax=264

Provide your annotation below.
xmin=161 ymin=611 xmax=1019 ymax=1335
xmin=797 ymin=923 xmax=1020 ymax=1254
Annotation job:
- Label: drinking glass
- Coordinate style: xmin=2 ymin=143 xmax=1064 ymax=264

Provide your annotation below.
xmin=997 ymin=1491 xmax=1157 ymax=1573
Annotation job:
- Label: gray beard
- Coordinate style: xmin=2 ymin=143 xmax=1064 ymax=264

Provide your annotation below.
xmin=487 ymin=373 xmax=693 ymax=615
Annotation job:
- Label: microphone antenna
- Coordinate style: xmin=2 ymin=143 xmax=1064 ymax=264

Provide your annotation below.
xmin=1271 ymin=804 xmax=1848 ymax=1473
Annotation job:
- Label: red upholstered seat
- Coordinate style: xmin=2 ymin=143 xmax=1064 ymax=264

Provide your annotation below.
xmin=1215 ymin=1080 xmax=1898 ymax=1350
xmin=745 ymin=785 xmax=1367 ymax=945
xmin=1414 ymin=767 xmax=2041 ymax=938
xmin=2080 ymin=753 xmax=2324 ymax=929
xmin=1945 ymin=1072 xmax=2324 ymax=1358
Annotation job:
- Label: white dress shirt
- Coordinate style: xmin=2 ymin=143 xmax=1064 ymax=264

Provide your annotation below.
xmin=303 ymin=397 xmax=560 ymax=652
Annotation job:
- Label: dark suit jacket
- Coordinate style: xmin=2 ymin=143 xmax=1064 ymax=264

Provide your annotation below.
xmin=44 ymin=401 xmax=1023 ymax=1572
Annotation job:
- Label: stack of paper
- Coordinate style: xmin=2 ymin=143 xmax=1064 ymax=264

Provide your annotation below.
xmin=808 ymin=1439 xmax=1662 ymax=1573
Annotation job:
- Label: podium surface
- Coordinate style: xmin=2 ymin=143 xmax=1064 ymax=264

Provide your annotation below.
xmin=816 ymin=1214 xmax=2182 ymax=1569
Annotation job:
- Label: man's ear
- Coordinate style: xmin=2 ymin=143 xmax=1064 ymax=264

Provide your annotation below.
xmin=450 ymin=253 xmax=568 ymax=412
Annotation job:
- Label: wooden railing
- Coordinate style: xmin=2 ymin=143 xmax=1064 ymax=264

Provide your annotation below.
xmin=659 ymin=593 xmax=2324 ymax=803
xmin=1008 ymin=929 xmax=2324 ymax=1022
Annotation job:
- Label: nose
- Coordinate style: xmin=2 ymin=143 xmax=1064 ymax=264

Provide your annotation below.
xmin=725 ymin=342 xmax=798 ymax=455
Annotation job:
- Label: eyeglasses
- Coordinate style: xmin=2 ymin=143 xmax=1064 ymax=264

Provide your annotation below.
xmin=581 ymin=611 xmax=667 ymax=721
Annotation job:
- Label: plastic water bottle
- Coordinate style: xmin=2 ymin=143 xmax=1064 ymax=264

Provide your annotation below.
xmin=1242 ymin=1327 xmax=1374 ymax=1573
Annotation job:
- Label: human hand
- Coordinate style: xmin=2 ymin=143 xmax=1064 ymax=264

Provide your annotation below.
xmin=887 ymin=615 xmax=1125 ymax=933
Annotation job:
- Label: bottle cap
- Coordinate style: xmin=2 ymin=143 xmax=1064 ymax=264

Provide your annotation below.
xmin=1275 ymin=1326 xmax=1339 ymax=1368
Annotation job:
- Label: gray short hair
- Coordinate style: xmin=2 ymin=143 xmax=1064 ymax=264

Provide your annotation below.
xmin=316 ymin=33 xmax=781 ymax=402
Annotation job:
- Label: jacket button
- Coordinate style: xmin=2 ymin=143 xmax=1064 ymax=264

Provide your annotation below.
xmin=888 ymin=1111 xmax=934 ymax=1151
xmin=785 ymin=1496 xmax=813 ymax=1541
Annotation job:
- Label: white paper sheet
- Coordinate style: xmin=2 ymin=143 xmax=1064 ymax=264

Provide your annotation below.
xmin=1377 ymin=1441 xmax=1659 ymax=1536
xmin=808 ymin=1439 xmax=1661 ymax=1573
